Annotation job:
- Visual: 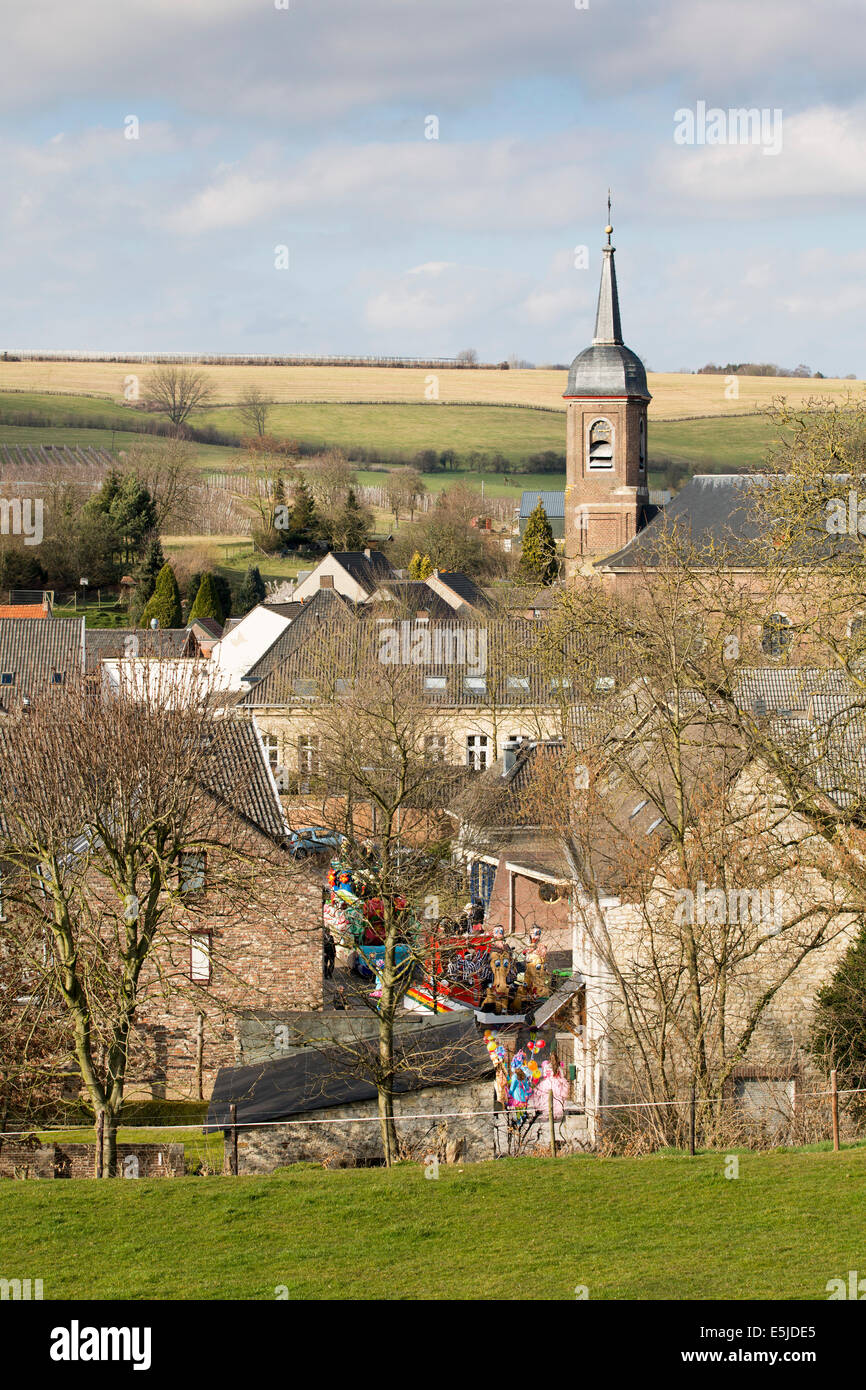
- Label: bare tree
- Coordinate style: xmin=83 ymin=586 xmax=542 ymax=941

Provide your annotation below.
xmin=146 ymin=365 xmax=215 ymax=435
xmin=237 ymin=385 xmax=272 ymax=439
xmin=281 ymin=621 xmax=479 ymax=1163
xmin=384 ymin=467 xmax=426 ymax=524
xmin=0 ymin=674 xmax=297 ymax=1174
xmin=119 ymin=437 xmax=198 ymax=532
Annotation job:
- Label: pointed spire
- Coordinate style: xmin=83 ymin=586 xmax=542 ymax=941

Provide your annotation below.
xmin=593 ymin=193 xmax=623 ymax=346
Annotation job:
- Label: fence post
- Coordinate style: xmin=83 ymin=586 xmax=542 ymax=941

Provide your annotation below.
xmin=548 ymin=1088 xmax=557 ymax=1158
xmin=831 ymin=1069 xmax=840 ymax=1152
xmin=195 ymin=1012 xmax=204 ymax=1101
xmin=95 ymin=1110 xmax=104 ymax=1179
xmin=689 ymin=1084 xmax=696 ymax=1156
xmin=230 ymin=1103 xmax=238 ymax=1176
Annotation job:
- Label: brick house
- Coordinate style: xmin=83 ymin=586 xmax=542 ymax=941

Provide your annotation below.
xmin=129 ymin=717 xmax=324 ymax=1097
xmin=0 ymin=711 xmax=325 ymax=1103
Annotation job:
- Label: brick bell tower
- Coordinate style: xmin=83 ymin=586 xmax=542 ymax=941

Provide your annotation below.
xmin=563 ymin=204 xmax=651 ymax=575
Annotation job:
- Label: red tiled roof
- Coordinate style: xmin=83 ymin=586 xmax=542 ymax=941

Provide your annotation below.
xmin=0 ymin=605 xmax=47 ymax=619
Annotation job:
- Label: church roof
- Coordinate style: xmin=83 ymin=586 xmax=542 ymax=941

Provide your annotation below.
xmin=564 ymin=226 xmax=651 ymax=401
xmin=597 ymin=474 xmax=767 ymax=570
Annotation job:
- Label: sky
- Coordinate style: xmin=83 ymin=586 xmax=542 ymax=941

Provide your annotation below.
xmin=1 ymin=0 xmax=865 ymax=373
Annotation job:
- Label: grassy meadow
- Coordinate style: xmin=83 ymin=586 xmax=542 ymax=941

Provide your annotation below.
xmin=1 ymin=1145 xmax=864 ymax=1300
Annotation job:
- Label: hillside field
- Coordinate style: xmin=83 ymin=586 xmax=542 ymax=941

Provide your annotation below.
xmin=1 ymin=361 xmax=862 ymax=416
xmin=1 ymin=1145 xmax=864 ymax=1300
xmin=0 ymin=391 xmax=791 ymax=490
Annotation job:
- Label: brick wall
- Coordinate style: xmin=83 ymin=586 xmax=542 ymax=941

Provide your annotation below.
xmin=131 ymin=833 xmax=324 ymax=1099
xmin=0 ymin=1138 xmax=184 ymax=1179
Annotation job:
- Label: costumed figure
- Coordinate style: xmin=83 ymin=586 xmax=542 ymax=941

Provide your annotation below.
xmin=531 ymin=1058 xmax=571 ymax=1120
xmin=507 ymin=1050 xmax=533 ymax=1109
xmin=480 ymin=937 xmax=513 ymax=1015
xmin=483 ymin=1031 xmax=510 ymax=1106
xmin=523 ymin=925 xmax=550 ymax=998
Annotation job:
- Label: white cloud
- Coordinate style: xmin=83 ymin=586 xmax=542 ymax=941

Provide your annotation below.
xmin=163 ymin=135 xmax=592 ymax=236
xmin=655 ymin=103 xmax=866 ymax=209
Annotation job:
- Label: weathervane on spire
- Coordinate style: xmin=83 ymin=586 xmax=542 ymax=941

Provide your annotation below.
xmin=605 ymin=189 xmax=613 ymax=246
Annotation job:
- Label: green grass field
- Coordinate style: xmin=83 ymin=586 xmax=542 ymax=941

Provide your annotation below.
xmin=2 ymin=1146 xmax=864 ymax=1300
xmin=0 ymin=390 xmax=784 ymax=480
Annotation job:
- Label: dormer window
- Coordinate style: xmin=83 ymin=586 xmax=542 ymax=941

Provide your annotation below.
xmin=1 ymin=673 xmax=14 ymax=686
xmin=588 ymin=418 xmax=614 ymax=470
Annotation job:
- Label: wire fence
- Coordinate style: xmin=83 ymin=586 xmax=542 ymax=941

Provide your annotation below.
xmin=3 ymin=1078 xmax=865 ymax=1176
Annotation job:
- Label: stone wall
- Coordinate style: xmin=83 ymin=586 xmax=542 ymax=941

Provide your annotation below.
xmin=235 ymin=1081 xmax=590 ymax=1172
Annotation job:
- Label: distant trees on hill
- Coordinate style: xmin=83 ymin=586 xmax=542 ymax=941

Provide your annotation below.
xmin=696 ymin=362 xmax=824 ymax=378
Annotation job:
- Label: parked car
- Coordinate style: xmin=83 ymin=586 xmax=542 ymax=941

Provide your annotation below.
xmin=287 ymin=827 xmax=347 ymax=860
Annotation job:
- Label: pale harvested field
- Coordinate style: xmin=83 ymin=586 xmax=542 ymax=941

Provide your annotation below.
xmin=0 ymin=362 xmax=862 ymax=419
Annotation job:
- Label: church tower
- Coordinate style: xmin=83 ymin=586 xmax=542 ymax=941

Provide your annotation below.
xmin=563 ymin=209 xmax=651 ymax=575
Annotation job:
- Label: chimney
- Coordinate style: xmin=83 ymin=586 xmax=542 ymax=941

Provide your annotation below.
xmin=502 ymin=738 xmax=520 ymax=775
xmin=319 ymin=574 xmax=334 ymax=589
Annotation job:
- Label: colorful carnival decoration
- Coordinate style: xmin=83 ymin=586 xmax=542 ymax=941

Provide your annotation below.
xmin=530 ymin=1059 xmax=571 ymax=1119
xmin=523 ymin=925 xmax=551 ymax=998
xmin=507 ymin=1049 xmax=533 ymax=1108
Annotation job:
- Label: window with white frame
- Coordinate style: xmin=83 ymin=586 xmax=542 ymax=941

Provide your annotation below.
xmin=190 ymin=931 xmax=212 ymax=983
xmin=464 ymin=676 xmax=487 ymax=696
xmin=261 ymin=733 xmax=280 ymax=768
xmin=466 ymin=734 xmax=490 ymax=771
xmin=298 ymin=734 xmax=320 ymax=774
xmin=587 ymin=418 xmax=614 ymax=469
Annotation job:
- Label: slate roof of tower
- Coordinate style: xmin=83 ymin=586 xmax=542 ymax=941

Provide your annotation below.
xmin=564 ymin=236 xmax=651 ymax=401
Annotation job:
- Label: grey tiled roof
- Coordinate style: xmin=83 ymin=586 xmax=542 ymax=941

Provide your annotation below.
xmin=241 ymin=588 xmax=358 ymax=686
xmin=0 ymin=617 xmax=85 ymax=708
xmin=599 ymin=474 xmax=767 ymax=570
xmin=333 ymin=550 xmax=395 ymax=595
xmin=370 ymin=581 xmax=455 ymax=619
xmin=240 ymin=610 xmax=630 ymax=710
xmin=84 ymin=628 xmax=191 ymax=673
xmin=734 ymin=667 xmax=858 ymax=717
xmin=0 ymin=715 xmax=289 ymax=846
xmin=200 ymin=718 xmax=290 ymax=842
xmin=519 ymin=491 xmax=565 ymax=520
xmin=430 ymin=571 xmax=493 ymax=611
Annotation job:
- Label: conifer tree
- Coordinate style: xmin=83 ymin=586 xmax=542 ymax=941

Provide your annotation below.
xmin=236 ymin=564 xmax=266 ymax=614
xmin=408 ymin=551 xmax=433 ymax=580
xmin=518 ymin=498 xmax=558 ymax=585
xmin=811 ymin=925 xmax=866 ymax=1103
xmin=188 ymin=571 xmax=226 ymax=625
xmin=140 ymin=563 xmax=182 ymax=629
xmin=334 ymin=488 xmax=373 ymax=551
xmin=286 ymin=478 xmax=320 ymax=547
xmin=127 ymin=536 xmax=166 ymax=623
